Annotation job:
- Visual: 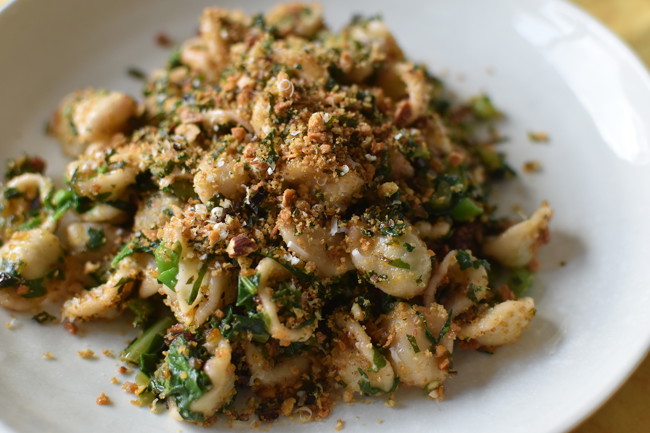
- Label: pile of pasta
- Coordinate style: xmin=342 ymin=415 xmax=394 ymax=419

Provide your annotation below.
xmin=0 ymin=3 xmax=552 ymax=424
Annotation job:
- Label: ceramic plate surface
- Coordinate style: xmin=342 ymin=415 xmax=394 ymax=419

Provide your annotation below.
xmin=1 ymin=0 xmax=649 ymax=432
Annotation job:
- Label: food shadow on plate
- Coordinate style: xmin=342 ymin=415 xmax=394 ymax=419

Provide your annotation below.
xmin=444 ymin=313 xmax=561 ymax=399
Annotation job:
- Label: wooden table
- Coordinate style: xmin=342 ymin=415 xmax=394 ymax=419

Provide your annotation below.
xmin=0 ymin=0 xmax=648 ymax=431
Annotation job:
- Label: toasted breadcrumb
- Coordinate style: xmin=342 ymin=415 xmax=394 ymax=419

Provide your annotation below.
xmin=5 ymin=319 xmax=17 ymax=329
xmin=102 ymin=349 xmax=115 ymax=358
xmin=77 ymin=349 xmax=95 ymax=359
xmin=122 ymin=381 xmax=139 ymax=394
xmin=96 ymin=393 xmax=111 ymax=406
xmin=42 ymin=352 xmax=55 ymax=360
xmin=110 ymin=377 xmax=121 ymax=385
xmin=523 ymin=160 xmax=542 ymax=173
xmin=528 ymin=131 xmax=549 ymax=142
xmin=335 ymin=419 xmax=344 ymax=431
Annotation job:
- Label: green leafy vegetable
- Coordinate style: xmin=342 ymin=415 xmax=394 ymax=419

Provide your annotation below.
xmin=32 ymin=311 xmax=56 ymax=324
xmin=470 ymin=95 xmax=501 ymax=120
xmin=356 ymin=368 xmax=399 ymax=395
xmin=155 ymin=242 xmax=182 ymax=290
xmin=449 ymin=197 xmax=483 ymax=222
xmin=121 ymin=316 xmax=175 ymax=374
xmin=126 ymin=298 xmax=156 ymax=328
xmin=3 ymin=187 xmax=23 ymax=199
xmin=388 ymin=258 xmax=411 ymax=270
xmin=236 ymin=273 xmax=260 ymax=310
xmin=217 ymin=305 xmax=270 ymax=343
xmin=86 ymin=227 xmax=106 ymax=251
xmin=508 ymin=268 xmax=534 ymax=297
xmin=151 ymin=333 xmax=212 ymax=421
xmin=455 ymin=250 xmax=491 ymax=271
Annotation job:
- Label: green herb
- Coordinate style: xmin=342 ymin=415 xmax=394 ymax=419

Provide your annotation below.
xmin=22 ymin=278 xmax=46 ymax=298
xmin=449 ymin=197 xmax=483 ymax=222
xmin=417 ymin=309 xmax=453 ymax=347
xmin=127 ymin=67 xmax=147 ymax=81
xmin=356 ymin=368 xmax=399 ymax=395
xmin=470 ymin=95 xmax=501 ymax=120
xmin=370 ymin=347 xmax=387 ymax=372
xmin=86 ymin=227 xmax=106 ymax=251
xmin=388 ymin=258 xmax=411 ymax=270
xmin=455 ymin=250 xmax=491 ymax=271
xmin=467 ymin=283 xmax=486 ymax=303
xmin=406 ymin=334 xmax=421 ymax=353
xmin=162 ymin=180 xmax=196 ymax=200
xmin=154 ymin=242 xmax=182 ymax=290
xmin=403 ymin=242 xmax=415 ymax=252
xmin=32 ymin=311 xmax=56 ymax=324
xmin=17 ymin=217 xmax=41 ymax=231
xmin=112 ymin=239 xmax=158 ymax=267
xmin=508 ymin=268 xmax=534 ymax=297
xmin=187 ymin=260 xmax=210 ymax=305
xmin=3 ymin=187 xmax=23 ymax=199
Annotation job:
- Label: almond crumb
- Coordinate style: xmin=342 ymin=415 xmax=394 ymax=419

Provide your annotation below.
xmin=77 ymin=349 xmax=95 ymax=359
xmin=96 ymin=393 xmax=111 ymax=406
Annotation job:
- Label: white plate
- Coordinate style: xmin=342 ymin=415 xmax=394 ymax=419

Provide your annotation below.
xmin=1 ymin=0 xmax=649 ymax=432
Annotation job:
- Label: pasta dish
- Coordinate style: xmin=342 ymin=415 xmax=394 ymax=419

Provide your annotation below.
xmin=0 ymin=3 xmax=552 ymax=424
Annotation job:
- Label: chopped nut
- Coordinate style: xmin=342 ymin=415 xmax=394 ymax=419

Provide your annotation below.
xmin=63 ymin=322 xmax=78 ymax=335
xmin=226 ymin=234 xmax=258 ymax=257
xmin=155 ymin=32 xmax=173 ymax=47
xmin=96 ymin=393 xmax=111 ymax=406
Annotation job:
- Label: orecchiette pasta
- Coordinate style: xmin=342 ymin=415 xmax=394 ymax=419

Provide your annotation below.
xmin=0 ymin=3 xmax=554 ymax=426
